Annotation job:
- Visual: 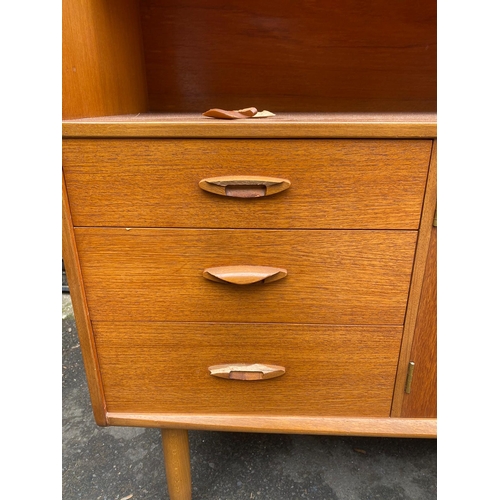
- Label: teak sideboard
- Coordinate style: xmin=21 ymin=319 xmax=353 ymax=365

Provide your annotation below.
xmin=62 ymin=1 xmax=437 ymax=499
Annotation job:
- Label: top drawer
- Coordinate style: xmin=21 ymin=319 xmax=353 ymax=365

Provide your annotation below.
xmin=63 ymin=139 xmax=432 ymax=229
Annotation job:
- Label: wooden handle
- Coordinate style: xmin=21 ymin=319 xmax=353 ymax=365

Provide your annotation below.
xmin=209 ymin=363 xmax=286 ymax=381
xmin=203 ymin=265 xmax=287 ymax=285
xmin=199 ymin=176 xmax=291 ymax=198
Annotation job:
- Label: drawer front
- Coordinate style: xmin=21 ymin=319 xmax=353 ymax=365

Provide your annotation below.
xmin=94 ymin=322 xmax=402 ymax=417
xmin=63 ymin=138 xmax=431 ymax=229
xmin=76 ymin=228 xmax=417 ymax=325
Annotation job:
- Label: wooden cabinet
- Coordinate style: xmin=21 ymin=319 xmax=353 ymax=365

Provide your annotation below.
xmin=62 ymin=1 xmax=436 ymax=498
xmin=400 ymin=226 xmax=437 ymax=418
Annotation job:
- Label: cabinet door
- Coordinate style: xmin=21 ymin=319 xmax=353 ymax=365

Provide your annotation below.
xmin=400 ymin=226 xmax=437 ymax=418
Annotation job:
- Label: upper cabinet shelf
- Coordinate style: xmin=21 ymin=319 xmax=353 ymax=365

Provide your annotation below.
xmin=63 ymin=0 xmax=437 ymax=120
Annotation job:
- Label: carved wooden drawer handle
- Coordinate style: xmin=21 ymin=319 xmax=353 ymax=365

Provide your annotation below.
xmin=203 ymin=265 xmax=287 ymax=285
xmin=199 ymin=175 xmax=291 ymax=198
xmin=209 ymin=363 xmax=286 ymax=381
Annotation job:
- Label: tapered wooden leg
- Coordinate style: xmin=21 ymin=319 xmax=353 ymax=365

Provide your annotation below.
xmin=161 ymin=429 xmax=192 ymax=500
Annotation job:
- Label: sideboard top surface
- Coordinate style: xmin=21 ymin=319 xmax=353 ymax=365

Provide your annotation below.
xmin=62 ymin=112 xmax=437 ymax=138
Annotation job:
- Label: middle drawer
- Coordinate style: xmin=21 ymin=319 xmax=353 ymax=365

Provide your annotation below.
xmin=76 ymin=228 xmax=417 ymax=325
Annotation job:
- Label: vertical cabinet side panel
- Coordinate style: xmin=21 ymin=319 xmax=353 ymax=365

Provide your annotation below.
xmin=63 ymin=0 xmax=149 ymax=120
xmin=63 ymin=173 xmax=108 ymax=425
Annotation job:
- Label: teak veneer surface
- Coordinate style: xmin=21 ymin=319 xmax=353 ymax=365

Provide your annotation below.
xmin=140 ymin=0 xmax=436 ymax=113
xmin=63 ymin=139 xmax=431 ymax=229
xmin=62 ymin=0 xmax=148 ymax=120
xmin=64 ymin=112 xmax=437 ymax=123
xmin=401 ymin=226 xmax=437 ymax=418
xmin=62 ymin=113 xmax=437 ymax=138
xmin=108 ymin=414 xmax=436 ymax=438
xmin=76 ymin=228 xmax=417 ymax=325
xmin=62 ymin=176 xmax=107 ymax=424
xmin=391 ymin=142 xmax=436 ymax=415
xmin=93 ymin=322 xmax=402 ymax=416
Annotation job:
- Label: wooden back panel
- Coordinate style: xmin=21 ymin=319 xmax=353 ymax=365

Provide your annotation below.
xmin=141 ymin=0 xmax=436 ymax=112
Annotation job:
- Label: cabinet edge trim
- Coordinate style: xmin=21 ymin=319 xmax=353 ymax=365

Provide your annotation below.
xmin=106 ymin=413 xmax=437 ymax=438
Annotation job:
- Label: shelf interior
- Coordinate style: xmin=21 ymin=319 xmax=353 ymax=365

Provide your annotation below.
xmin=63 ymin=0 xmax=437 ymax=120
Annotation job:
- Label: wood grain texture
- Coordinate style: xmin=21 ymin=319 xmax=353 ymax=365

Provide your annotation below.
xmin=140 ymin=0 xmax=436 ymax=113
xmin=62 ymin=112 xmax=437 ymax=138
xmin=62 ymin=0 xmax=148 ymax=119
xmin=161 ymin=429 xmax=192 ymax=500
xmin=63 ymin=139 xmax=431 ymax=229
xmin=93 ymin=322 xmax=402 ymax=416
xmin=400 ymin=227 xmax=437 ymax=417
xmin=76 ymin=228 xmax=417 ymax=325
xmin=62 ymin=175 xmax=107 ymax=425
xmin=108 ymin=413 xmax=436 ymax=438
xmin=392 ymin=141 xmax=437 ymax=416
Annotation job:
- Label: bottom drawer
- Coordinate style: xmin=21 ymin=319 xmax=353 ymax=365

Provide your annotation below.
xmin=94 ymin=322 xmax=402 ymax=417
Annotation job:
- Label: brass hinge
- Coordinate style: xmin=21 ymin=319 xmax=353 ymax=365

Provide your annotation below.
xmin=404 ymin=361 xmax=415 ymax=394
